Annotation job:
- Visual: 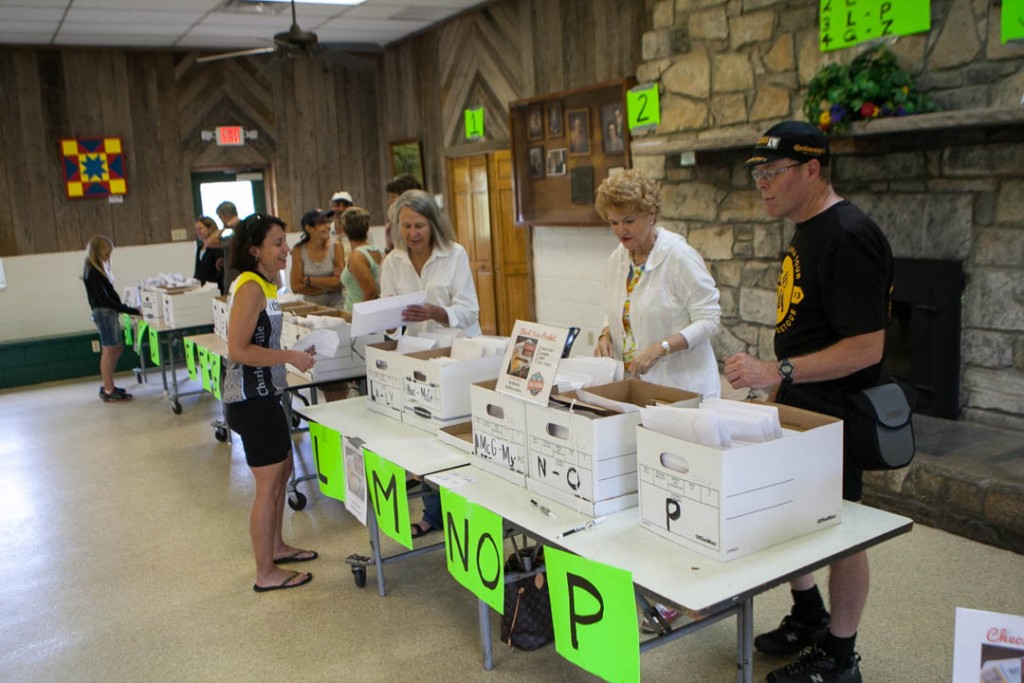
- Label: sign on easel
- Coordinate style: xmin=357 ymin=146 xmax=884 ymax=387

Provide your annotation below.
xmin=952 ymin=607 xmax=1024 ymax=682
xmin=495 ymin=320 xmax=569 ymax=406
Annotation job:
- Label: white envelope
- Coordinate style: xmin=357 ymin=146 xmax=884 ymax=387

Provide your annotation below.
xmin=351 ymin=290 xmax=427 ymax=336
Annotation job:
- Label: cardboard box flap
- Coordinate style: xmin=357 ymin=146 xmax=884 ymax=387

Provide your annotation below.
xmin=749 ymin=400 xmax=841 ymax=431
xmin=566 ymin=379 xmax=701 ymax=410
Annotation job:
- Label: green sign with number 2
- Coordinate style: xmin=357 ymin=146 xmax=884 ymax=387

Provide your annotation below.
xmin=627 ymin=83 xmax=660 ymax=132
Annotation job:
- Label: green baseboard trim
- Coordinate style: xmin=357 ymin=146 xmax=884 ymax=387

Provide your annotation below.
xmin=0 ymin=332 xmax=141 ymax=390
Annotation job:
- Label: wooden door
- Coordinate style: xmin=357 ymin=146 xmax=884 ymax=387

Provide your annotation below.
xmin=447 ymin=151 xmax=532 ymax=337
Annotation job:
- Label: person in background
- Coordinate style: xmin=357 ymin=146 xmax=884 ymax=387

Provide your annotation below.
xmin=379 ymin=190 xmax=480 ymax=537
xmin=383 ymin=174 xmax=423 ymax=253
xmin=82 ymin=235 xmax=141 ymax=403
xmin=594 ymin=168 xmax=721 ymax=398
xmin=592 ymin=168 xmax=722 ymax=635
xmin=289 ymin=209 xmax=344 ymax=308
xmin=724 ymin=120 xmax=894 ymax=683
xmin=340 ymin=206 xmax=384 ymax=312
xmin=203 ymin=201 xmax=242 ymax=293
xmin=330 ymin=190 xmax=355 ymax=258
xmin=223 ymin=213 xmax=318 ymax=593
xmin=193 ymin=216 xmax=224 ymax=293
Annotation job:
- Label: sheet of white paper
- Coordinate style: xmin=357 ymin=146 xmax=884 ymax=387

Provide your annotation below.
xmin=397 ymin=335 xmax=437 ymax=353
xmin=430 ymin=471 xmax=475 ymax=489
xmin=575 ymin=387 xmax=640 ymax=413
xmin=416 ymin=329 xmax=463 ymax=347
xmin=641 ymin=406 xmax=726 ymax=447
xmin=450 ymin=337 xmax=484 ymax=360
xmin=700 ymin=397 xmax=783 ymax=439
xmin=350 ymin=290 xmax=427 ymax=336
xmin=556 ymin=357 xmax=624 ymax=386
xmin=291 ymin=328 xmax=340 ymax=357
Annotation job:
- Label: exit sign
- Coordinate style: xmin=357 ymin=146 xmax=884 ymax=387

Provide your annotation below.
xmin=216 ymin=126 xmax=244 ymax=146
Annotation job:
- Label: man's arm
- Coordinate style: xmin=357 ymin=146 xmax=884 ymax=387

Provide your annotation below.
xmin=724 ymin=329 xmax=884 ymax=390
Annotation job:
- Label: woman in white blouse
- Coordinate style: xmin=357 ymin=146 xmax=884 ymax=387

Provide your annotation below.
xmin=379 ymin=189 xmax=480 ymax=538
xmin=594 ymin=168 xmax=722 ymax=400
xmin=380 ymin=190 xmax=481 ymax=336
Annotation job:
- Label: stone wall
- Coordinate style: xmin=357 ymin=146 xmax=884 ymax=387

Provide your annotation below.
xmin=633 ymin=0 xmax=1024 ymax=431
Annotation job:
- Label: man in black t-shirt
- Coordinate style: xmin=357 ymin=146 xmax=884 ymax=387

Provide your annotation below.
xmin=724 ymin=121 xmax=893 ymax=683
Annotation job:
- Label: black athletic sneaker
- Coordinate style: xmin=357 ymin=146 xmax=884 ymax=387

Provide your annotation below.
xmin=766 ymin=644 xmax=862 ymax=683
xmin=755 ymin=613 xmax=830 ymax=656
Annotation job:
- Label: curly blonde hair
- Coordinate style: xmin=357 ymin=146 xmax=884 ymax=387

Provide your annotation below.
xmin=594 ymin=168 xmax=661 ymax=220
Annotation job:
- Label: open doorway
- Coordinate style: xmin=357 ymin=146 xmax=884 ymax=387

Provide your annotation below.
xmin=190 ymin=169 xmax=267 ymax=227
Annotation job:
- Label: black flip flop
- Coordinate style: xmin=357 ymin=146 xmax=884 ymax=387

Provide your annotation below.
xmin=274 ymin=550 xmax=319 ymax=564
xmin=253 ymin=571 xmax=313 ymax=593
xmin=410 ymin=521 xmax=438 ymax=539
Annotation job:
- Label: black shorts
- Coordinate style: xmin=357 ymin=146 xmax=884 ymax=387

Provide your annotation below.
xmin=776 ymin=386 xmax=864 ymax=502
xmin=225 ymin=396 xmax=291 ymax=468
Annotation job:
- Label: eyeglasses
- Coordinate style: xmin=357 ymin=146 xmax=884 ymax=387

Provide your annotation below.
xmin=750 ymin=162 xmax=804 ymax=183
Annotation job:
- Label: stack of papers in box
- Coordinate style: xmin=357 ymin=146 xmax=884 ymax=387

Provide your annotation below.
xmin=553 ymin=357 xmax=624 ymax=392
xmin=640 ymin=398 xmax=783 ymax=450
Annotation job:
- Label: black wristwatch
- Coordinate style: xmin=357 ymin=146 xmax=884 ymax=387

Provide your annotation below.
xmin=778 ymin=358 xmax=795 ymax=384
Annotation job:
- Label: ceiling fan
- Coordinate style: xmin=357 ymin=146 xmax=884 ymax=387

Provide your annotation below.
xmin=195 ymin=0 xmax=377 ymax=68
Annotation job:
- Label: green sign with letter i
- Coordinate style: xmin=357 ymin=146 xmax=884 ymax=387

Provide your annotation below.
xmin=820 ymin=0 xmax=930 ymax=52
xmin=465 ymin=106 xmax=484 ymax=140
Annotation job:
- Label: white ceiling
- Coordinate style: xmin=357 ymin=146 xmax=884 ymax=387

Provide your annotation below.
xmin=0 ymin=0 xmax=487 ymax=51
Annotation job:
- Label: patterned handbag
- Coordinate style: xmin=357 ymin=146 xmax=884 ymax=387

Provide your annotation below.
xmin=500 ymin=542 xmax=553 ymax=650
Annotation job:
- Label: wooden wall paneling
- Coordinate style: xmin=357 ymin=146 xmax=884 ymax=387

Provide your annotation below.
xmin=149 ymin=53 xmax=189 ymax=238
xmin=561 ymin=0 xmax=597 ymax=90
xmin=101 ymin=51 xmax=146 ymax=247
xmin=530 ymin=0 xmax=565 ymax=96
xmin=124 ymin=53 xmax=169 ymax=247
xmin=36 ymin=50 xmax=80 ymax=253
xmin=338 ymin=61 xmax=383 ymax=218
xmin=14 ymin=51 xmax=59 ymax=255
xmin=0 ymin=53 xmax=19 ymax=256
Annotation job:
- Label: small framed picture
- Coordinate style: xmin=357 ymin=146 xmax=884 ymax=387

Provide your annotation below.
xmin=570 ymin=166 xmax=594 ymax=205
xmin=546 ymin=102 xmax=563 ymax=138
xmin=527 ymin=106 xmax=544 ymax=140
xmin=546 ymin=148 xmax=567 ymax=177
xmin=601 ymin=103 xmax=626 ymax=154
xmin=567 ymin=108 xmax=590 ymax=155
xmin=528 ymin=145 xmax=545 ymax=179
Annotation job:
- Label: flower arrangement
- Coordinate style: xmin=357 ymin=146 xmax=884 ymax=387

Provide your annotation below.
xmin=803 ymin=46 xmax=939 ymax=134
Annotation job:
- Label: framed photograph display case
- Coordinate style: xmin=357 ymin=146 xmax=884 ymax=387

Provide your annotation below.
xmin=510 ymin=79 xmax=634 ymax=227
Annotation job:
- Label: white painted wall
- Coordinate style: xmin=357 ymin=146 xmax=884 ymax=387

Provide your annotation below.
xmin=531 ymin=225 xmax=619 ymax=356
xmin=0 ymin=226 xmax=389 ymax=344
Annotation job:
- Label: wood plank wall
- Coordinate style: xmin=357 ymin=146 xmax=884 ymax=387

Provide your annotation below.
xmin=0 ymin=48 xmax=384 ymax=257
xmin=0 ymin=0 xmax=649 ymax=258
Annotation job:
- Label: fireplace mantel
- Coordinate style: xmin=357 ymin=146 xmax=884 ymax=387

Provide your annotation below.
xmin=631 ymin=107 xmax=1024 ymax=158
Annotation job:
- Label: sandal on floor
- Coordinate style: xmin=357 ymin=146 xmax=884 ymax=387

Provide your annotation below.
xmin=274 ymin=550 xmax=318 ymax=564
xmin=253 ymin=571 xmax=313 ymax=593
xmin=410 ymin=521 xmax=439 ymax=539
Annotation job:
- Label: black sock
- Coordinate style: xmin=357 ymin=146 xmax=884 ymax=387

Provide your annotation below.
xmin=791 ymin=586 xmax=828 ymax=623
xmin=822 ymin=631 xmax=856 ymax=663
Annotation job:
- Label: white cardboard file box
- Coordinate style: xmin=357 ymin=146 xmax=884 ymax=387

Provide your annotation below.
xmin=401 ymin=347 xmax=505 ymax=433
xmin=525 ymin=380 xmax=700 ymax=517
xmin=162 ymin=287 xmax=216 ymax=328
xmin=140 ymin=288 xmax=166 ymax=321
xmin=636 ymin=402 xmax=843 ymax=561
xmin=365 ymin=341 xmax=411 ymax=420
xmin=291 ymin=329 xmax=385 ymax=383
xmin=438 ymin=422 xmax=474 ymax=454
xmin=470 ymin=379 xmax=530 ymax=486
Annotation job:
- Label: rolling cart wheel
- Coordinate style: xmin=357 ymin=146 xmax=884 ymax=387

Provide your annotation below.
xmin=352 ymin=567 xmax=367 ymax=588
xmin=287 ymin=491 xmax=307 ymax=511
xmin=214 ymin=426 xmax=229 ymax=442
xmin=171 ymin=400 xmax=182 ymax=415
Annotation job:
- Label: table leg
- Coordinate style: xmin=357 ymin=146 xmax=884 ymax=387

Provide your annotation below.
xmin=736 ymin=597 xmax=753 ymax=683
xmin=168 ymin=335 xmax=180 ymax=407
xmin=367 ymin=507 xmax=387 ymax=597
xmin=478 ymin=598 xmax=493 ymax=670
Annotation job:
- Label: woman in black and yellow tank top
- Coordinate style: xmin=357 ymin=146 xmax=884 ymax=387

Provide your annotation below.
xmin=225 ymin=214 xmax=319 ymax=593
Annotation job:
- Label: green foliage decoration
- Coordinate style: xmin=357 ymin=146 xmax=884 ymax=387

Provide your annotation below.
xmin=803 ymin=46 xmax=939 ymax=134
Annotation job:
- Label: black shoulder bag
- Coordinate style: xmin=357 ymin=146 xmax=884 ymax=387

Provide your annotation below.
xmin=500 ymin=536 xmax=553 ymax=651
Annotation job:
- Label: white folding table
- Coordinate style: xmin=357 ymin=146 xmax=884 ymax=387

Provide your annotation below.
xmin=428 ymin=464 xmax=913 ymax=682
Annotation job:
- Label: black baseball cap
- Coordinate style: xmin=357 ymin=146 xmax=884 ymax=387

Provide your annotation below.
xmin=300 ymin=209 xmax=335 ymax=228
xmin=744 ymin=120 xmax=830 ymax=167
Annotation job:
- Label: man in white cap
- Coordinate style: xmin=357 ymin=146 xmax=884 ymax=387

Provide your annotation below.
xmin=329 ymin=190 xmax=354 ymax=259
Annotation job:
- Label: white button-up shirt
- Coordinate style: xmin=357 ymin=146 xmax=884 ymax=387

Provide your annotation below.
xmin=380 ymin=242 xmax=481 ymax=337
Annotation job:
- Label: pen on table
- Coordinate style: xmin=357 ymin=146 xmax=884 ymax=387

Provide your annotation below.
xmin=556 ymin=516 xmax=606 ymax=539
xmin=530 ymin=498 xmax=556 ymax=518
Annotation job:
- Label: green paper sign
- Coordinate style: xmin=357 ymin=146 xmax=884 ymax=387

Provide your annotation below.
xmin=820 ymin=0 xmax=931 ymax=52
xmin=134 ymin=320 xmax=147 ymax=354
xmin=440 ymin=488 xmax=504 ymax=613
xmin=209 ymin=351 xmax=221 ymax=400
xmin=363 ymin=448 xmax=412 ymax=549
xmin=464 ymin=106 xmax=485 ymax=140
xmin=627 ymin=84 xmax=659 ymax=131
xmin=183 ymin=337 xmax=197 ymax=380
xmin=310 ymin=421 xmax=345 ymax=502
xmin=198 ymin=346 xmax=212 ymax=393
xmin=1004 ymin=0 xmax=1024 ymax=44
xmin=545 ymin=546 xmax=640 ymax=683
xmin=148 ymin=324 xmax=160 ymax=366
xmin=121 ymin=313 xmax=133 ymax=346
